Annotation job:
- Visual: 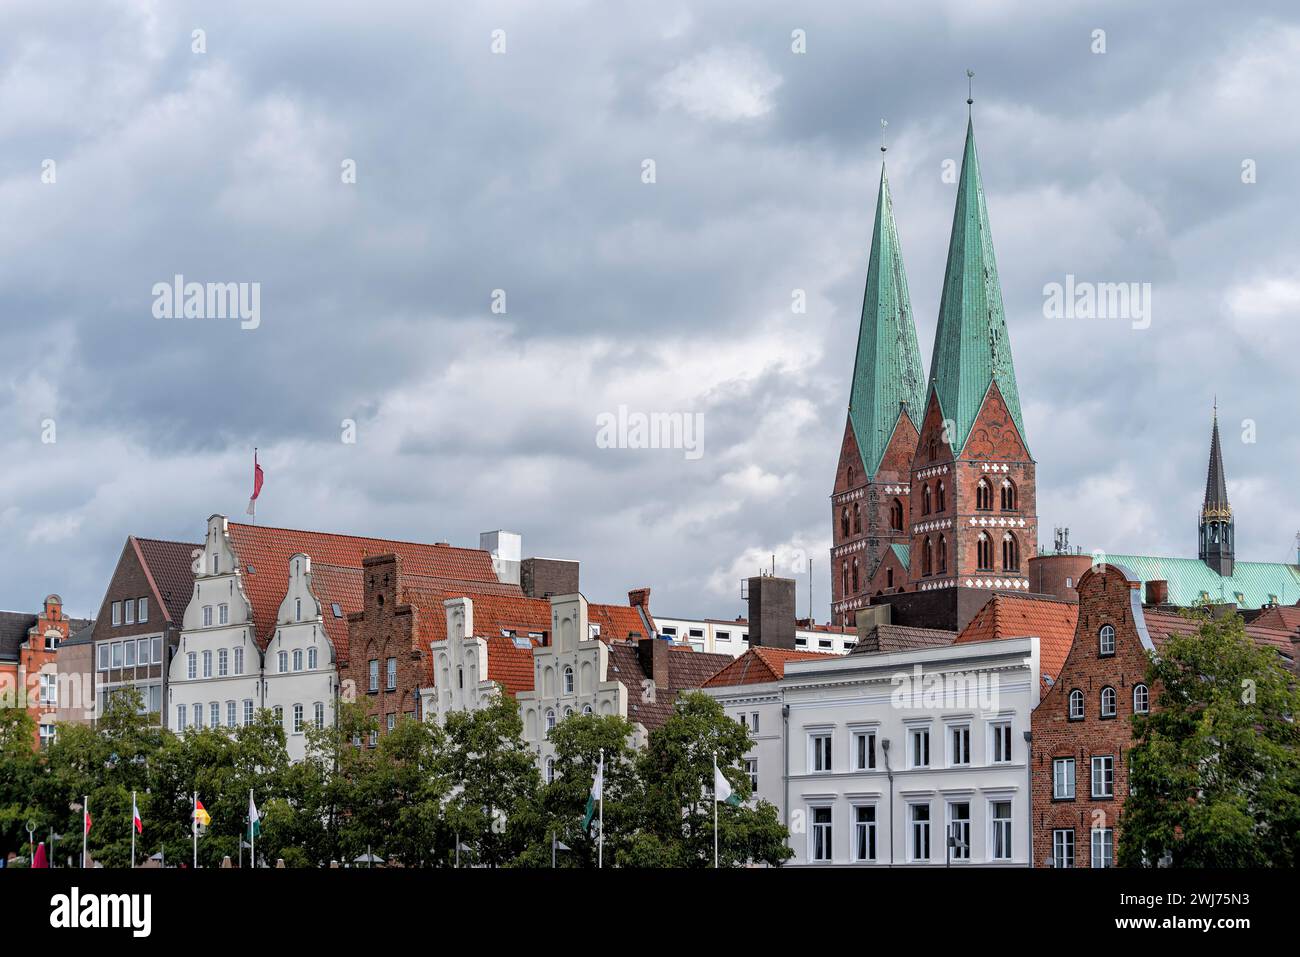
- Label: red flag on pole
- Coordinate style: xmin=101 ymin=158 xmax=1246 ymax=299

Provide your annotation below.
xmin=84 ymin=810 xmax=92 ymax=835
xmin=246 ymin=449 xmax=264 ymax=517
xmin=132 ymin=794 xmax=143 ymax=834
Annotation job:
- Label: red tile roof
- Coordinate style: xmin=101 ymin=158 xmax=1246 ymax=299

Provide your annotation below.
xmin=702 ymin=647 xmax=825 ymax=687
xmin=224 ymin=522 xmax=516 ymax=651
xmin=606 ymin=643 xmax=733 ymax=731
xmin=1251 ymin=605 xmax=1300 ymax=636
xmin=1144 ymin=610 xmax=1298 ymax=662
xmin=851 ymin=624 xmax=957 ymax=655
xmin=590 ymin=604 xmax=652 ymax=642
xmin=133 ymin=537 xmax=201 ymax=625
xmin=955 ymin=593 xmax=1079 ymax=691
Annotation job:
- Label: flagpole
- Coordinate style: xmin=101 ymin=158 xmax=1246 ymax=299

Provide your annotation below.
xmin=249 ymin=788 xmax=255 ymax=869
xmin=131 ymin=791 xmax=136 ymax=869
xmin=192 ymin=791 xmax=197 ymax=869
xmin=82 ymin=794 xmax=88 ymax=868
xmin=713 ymin=752 xmax=719 ymax=869
xmin=598 ymin=749 xmax=604 ymax=869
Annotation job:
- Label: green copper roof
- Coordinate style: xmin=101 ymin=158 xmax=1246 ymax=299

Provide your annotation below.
xmin=890 ymin=543 xmax=911 ymax=571
xmin=1094 ymin=554 xmax=1300 ymax=609
xmin=847 ymin=165 xmax=926 ymax=478
xmin=928 ymin=119 xmax=1027 ymax=455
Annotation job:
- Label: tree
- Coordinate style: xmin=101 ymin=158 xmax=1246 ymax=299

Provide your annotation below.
xmin=439 ymin=695 xmax=540 ymax=867
xmin=631 ymin=691 xmax=791 ymax=867
xmin=514 ymin=713 xmax=639 ymax=867
xmin=0 ymin=708 xmax=39 ymax=860
xmin=1120 ymin=612 xmax=1300 ymax=867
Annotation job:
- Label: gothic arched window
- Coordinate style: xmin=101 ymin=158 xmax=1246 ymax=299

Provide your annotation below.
xmin=1001 ymin=479 xmax=1017 ymax=511
xmin=937 ymin=535 xmax=947 ymax=574
xmin=936 ymin=481 xmax=946 ymax=512
xmin=840 ymin=508 xmax=850 ymax=538
xmin=851 ymin=557 xmax=860 ymax=592
xmin=1002 ymin=533 xmax=1020 ymax=572
xmin=890 ymin=498 xmax=904 ymax=531
xmin=977 ymin=533 xmax=993 ymax=571
xmin=922 ymin=536 xmax=933 ymax=576
xmin=922 ymin=484 xmax=932 ymax=515
xmin=853 ymin=502 xmax=862 ymax=534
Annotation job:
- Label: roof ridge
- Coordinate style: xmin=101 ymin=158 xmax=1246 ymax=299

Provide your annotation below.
xmin=228 ymin=520 xmax=485 ymax=553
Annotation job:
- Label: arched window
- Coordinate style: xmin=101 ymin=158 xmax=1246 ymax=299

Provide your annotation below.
xmin=937 ymin=535 xmax=947 ymax=574
xmin=886 ymin=568 xmax=894 ymax=589
xmin=977 ymin=533 xmax=993 ymax=571
xmin=1098 ymin=625 xmax=1116 ymax=657
xmin=928 ymin=438 xmax=938 ymax=461
xmin=851 ymin=557 xmax=859 ymax=592
xmin=841 ymin=561 xmax=849 ymax=596
xmin=1068 ymin=690 xmax=1084 ymax=720
xmin=292 ymin=649 xmax=303 ymax=671
xmin=582 ymin=704 xmax=593 ymax=716
xmin=922 ymin=484 xmax=932 ymax=515
xmin=1133 ymin=684 xmax=1149 ymax=714
xmin=890 ymin=498 xmax=904 ymax=531
xmin=1002 ymin=533 xmax=1020 ymax=572
xmin=976 ymin=479 xmax=992 ymax=511
xmin=1001 ymin=479 xmax=1017 ymax=511
xmin=847 ymin=464 xmax=856 ymax=488
xmin=853 ymin=503 xmax=862 ymax=534
xmin=545 ymin=709 xmax=556 ymax=733
xmin=1100 ymin=687 xmax=1117 ymax=718
xmin=936 ymin=481 xmax=946 ymax=512
xmin=563 ymin=666 xmax=574 ymax=694
xmin=314 ymin=702 xmax=325 ymax=728
xmin=840 ymin=508 xmax=850 ymax=538
xmin=922 ymin=537 xmax=933 ymax=576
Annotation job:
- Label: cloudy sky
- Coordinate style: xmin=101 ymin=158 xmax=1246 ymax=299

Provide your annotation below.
xmin=3 ymin=0 xmax=1298 ymax=621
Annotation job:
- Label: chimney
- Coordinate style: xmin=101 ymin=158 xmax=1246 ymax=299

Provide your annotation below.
xmin=480 ymin=531 xmax=522 ymax=587
xmin=747 ymin=575 xmax=796 ymax=649
xmin=1145 ymin=580 xmax=1168 ymax=606
xmin=628 ymin=587 xmax=650 ymax=608
xmin=637 ymin=635 xmax=670 ymax=687
xmin=521 ymin=557 xmax=579 ymax=598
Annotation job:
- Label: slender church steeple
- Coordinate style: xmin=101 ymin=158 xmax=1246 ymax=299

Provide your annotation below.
xmin=1199 ymin=404 xmax=1234 ymax=577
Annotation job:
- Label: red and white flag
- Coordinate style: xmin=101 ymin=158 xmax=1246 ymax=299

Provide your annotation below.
xmin=84 ymin=809 xmax=92 ymax=835
xmin=246 ymin=449 xmax=264 ymax=516
xmin=132 ymin=794 xmax=143 ymax=834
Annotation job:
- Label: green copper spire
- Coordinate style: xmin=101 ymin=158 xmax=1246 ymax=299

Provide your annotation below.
xmin=928 ymin=119 xmax=1027 ymax=455
xmin=847 ymin=163 xmax=926 ymax=479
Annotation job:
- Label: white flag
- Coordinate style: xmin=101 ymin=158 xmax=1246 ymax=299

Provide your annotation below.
xmin=714 ymin=759 xmax=739 ymax=805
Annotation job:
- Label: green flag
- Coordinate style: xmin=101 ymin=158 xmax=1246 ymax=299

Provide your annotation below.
xmin=249 ymin=793 xmax=261 ymax=838
xmin=583 ymin=754 xmax=603 ymax=831
xmin=714 ymin=761 xmax=741 ymax=807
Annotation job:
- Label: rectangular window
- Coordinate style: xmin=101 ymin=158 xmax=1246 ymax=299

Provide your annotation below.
xmin=210 ymin=702 xmax=219 ymax=727
xmin=226 ymin=701 xmax=236 ymax=727
xmin=853 ymin=806 xmax=877 ymax=862
xmin=98 ymin=644 xmax=109 ymax=671
xmin=136 ymin=638 xmax=149 ymax=665
xmin=124 ymin=599 xmax=135 ymax=625
xmin=811 ymin=807 xmax=832 ymax=862
xmin=745 ymin=758 xmax=758 ymax=792
xmin=39 ymin=673 xmax=57 ymax=706
xmin=218 ymin=604 xmax=229 ymax=625
xmin=124 ymin=640 xmax=135 ymax=667
xmin=368 ymin=659 xmax=379 ymax=693
xmin=991 ymin=801 xmax=1013 ymax=861
xmin=949 ymin=725 xmax=971 ymax=766
xmin=202 ymin=606 xmax=212 ymax=627
xmin=810 ymin=733 xmax=832 ymax=772
xmin=218 ymin=648 xmax=228 ymax=676
xmin=138 ymin=597 xmax=148 ymax=622
xmin=193 ymin=704 xmax=203 ymax=729
xmin=910 ymin=728 xmax=930 ymax=768
xmin=177 ymin=704 xmax=187 ymax=731
xmin=1053 ymin=829 xmax=1075 ymax=869
xmin=149 ymin=684 xmax=161 ymax=714
xmin=111 ymin=601 xmax=121 ymax=626
xmin=152 ymin=636 xmax=162 ymax=663
xmin=233 ymin=646 xmax=243 ymax=675
xmin=293 ymin=704 xmax=304 ymax=733
xmin=1091 ymin=827 xmax=1114 ymax=868
xmin=716 ymin=630 xmax=730 ymax=642
xmin=853 ymin=730 xmax=876 ymax=770
xmin=386 ymin=657 xmax=397 ymax=691
xmin=386 ymin=712 xmax=396 ymax=732
xmin=991 ymin=722 xmax=1012 ymax=763
xmin=112 ymin=642 xmax=123 ymax=669
xmin=202 ymin=650 xmax=212 ymax=678
xmin=1091 ymin=756 xmax=1114 ymax=799
xmin=1053 ymin=758 xmax=1076 ymax=800
xmin=39 ymin=724 xmax=56 ymax=749
xmin=750 ymin=712 xmax=759 ymax=733
xmin=187 ymin=652 xmax=197 ymax=680
xmin=947 ymin=802 xmax=971 ymax=861
xmin=314 ymin=702 xmax=325 ymax=729
xmin=243 ymin=699 xmax=254 ymax=725
xmin=910 ymin=804 xmax=931 ymax=861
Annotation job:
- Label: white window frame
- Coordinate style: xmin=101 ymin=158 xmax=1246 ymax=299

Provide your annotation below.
xmin=386 ymin=657 xmax=397 ymax=690
xmin=218 ymin=603 xmax=229 ymax=625
xmin=1053 ymin=757 xmax=1076 ymax=800
xmin=111 ymin=601 xmax=121 ymax=626
xmin=278 ymin=651 xmax=289 ymax=674
xmin=1133 ymin=683 xmax=1149 ymax=714
xmin=909 ymin=727 xmax=931 ymax=769
xmin=368 ymin=659 xmax=379 ymax=693
xmin=202 ymin=605 xmax=212 ymax=627
xmin=1098 ymin=624 xmax=1116 ymax=656
xmin=293 ymin=703 xmax=304 ymax=733
xmin=98 ymin=644 xmax=109 ymax=671
xmin=202 ymin=650 xmax=212 ymax=678
xmin=124 ymin=599 xmax=135 ymax=625
xmin=1090 ymin=827 xmax=1114 ymax=868
xmin=209 ymin=702 xmax=219 ymax=727
xmin=1068 ymin=689 xmax=1084 ymax=720
xmin=563 ymin=666 xmax=574 ymax=694
xmin=745 ymin=758 xmax=758 ymax=792
xmin=226 ymin=700 xmax=236 ymax=727
xmin=314 ymin=701 xmax=325 ymax=728
xmin=852 ymin=804 xmax=877 ymax=862
xmin=1053 ymin=828 xmax=1075 ymax=868
xmin=233 ymin=646 xmax=243 ymax=675
xmin=946 ymin=801 xmax=971 ymax=861
xmin=990 ymin=800 xmax=1013 ymax=861
xmin=990 ymin=721 xmax=1012 ymax=764
xmin=908 ymin=802 xmax=931 ymax=862
xmin=1091 ymin=755 xmax=1114 ymax=799
xmin=852 ymin=729 xmax=877 ymax=771
xmin=218 ymin=648 xmax=228 ymax=677
xmin=308 ymin=647 xmax=318 ymax=670
xmin=809 ymin=805 xmax=833 ymax=863
xmin=177 ymin=704 xmax=187 ymax=731
xmin=138 ymin=597 xmax=148 ymax=623
xmin=808 ymin=731 xmax=833 ymax=773
xmin=293 ymin=649 xmax=303 ymax=671
xmin=187 ymin=652 xmax=197 ymax=680
xmin=948 ymin=723 xmax=971 ymax=767
xmin=243 ymin=699 xmax=254 ymax=725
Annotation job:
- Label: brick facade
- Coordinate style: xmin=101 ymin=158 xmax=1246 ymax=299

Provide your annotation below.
xmin=344 ymin=554 xmax=425 ymax=739
xmin=1031 ymin=564 xmax=1153 ymax=867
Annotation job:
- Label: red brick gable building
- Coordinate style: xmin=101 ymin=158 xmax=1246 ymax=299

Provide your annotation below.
xmin=0 ymin=595 xmax=90 ymax=747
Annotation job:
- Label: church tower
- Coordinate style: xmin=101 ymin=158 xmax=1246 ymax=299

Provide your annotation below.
xmin=829 ymin=161 xmax=926 ymax=625
xmin=1198 ymin=407 xmax=1234 ymax=577
xmin=907 ymin=113 xmax=1037 ymax=601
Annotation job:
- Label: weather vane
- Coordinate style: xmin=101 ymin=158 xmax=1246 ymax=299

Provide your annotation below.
xmin=880 ymin=118 xmax=888 ymax=154
xmin=966 ymin=69 xmax=975 ymax=109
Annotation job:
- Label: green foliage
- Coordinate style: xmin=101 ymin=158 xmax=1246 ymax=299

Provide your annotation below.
xmin=3 ymin=686 xmax=794 ymax=868
xmin=1120 ymin=611 xmax=1300 ymax=868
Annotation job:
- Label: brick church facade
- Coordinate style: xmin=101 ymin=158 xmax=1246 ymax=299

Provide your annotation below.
xmin=832 ymin=118 xmax=1037 ymax=628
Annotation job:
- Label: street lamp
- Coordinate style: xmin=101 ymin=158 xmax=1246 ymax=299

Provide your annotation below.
xmin=25 ymin=820 xmax=35 ymax=865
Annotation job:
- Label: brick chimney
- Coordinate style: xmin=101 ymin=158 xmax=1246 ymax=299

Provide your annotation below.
xmin=628 ymin=587 xmax=650 ymax=608
xmin=747 ymin=575 xmax=796 ymax=649
xmin=637 ymin=635 xmax=670 ymax=687
xmin=1144 ymin=580 xmax=1168 ymax=605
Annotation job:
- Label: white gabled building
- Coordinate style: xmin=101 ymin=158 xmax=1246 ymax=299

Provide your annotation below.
xmin=261 ymin=553 xmax=338 ymax=760
xmin=782 ymin=636 xmax=1040 ymax=867
xmin=655 ymin=615 xmax=858 ymax=657
xmin=169 ymin=515 xmax=262 ymax=737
